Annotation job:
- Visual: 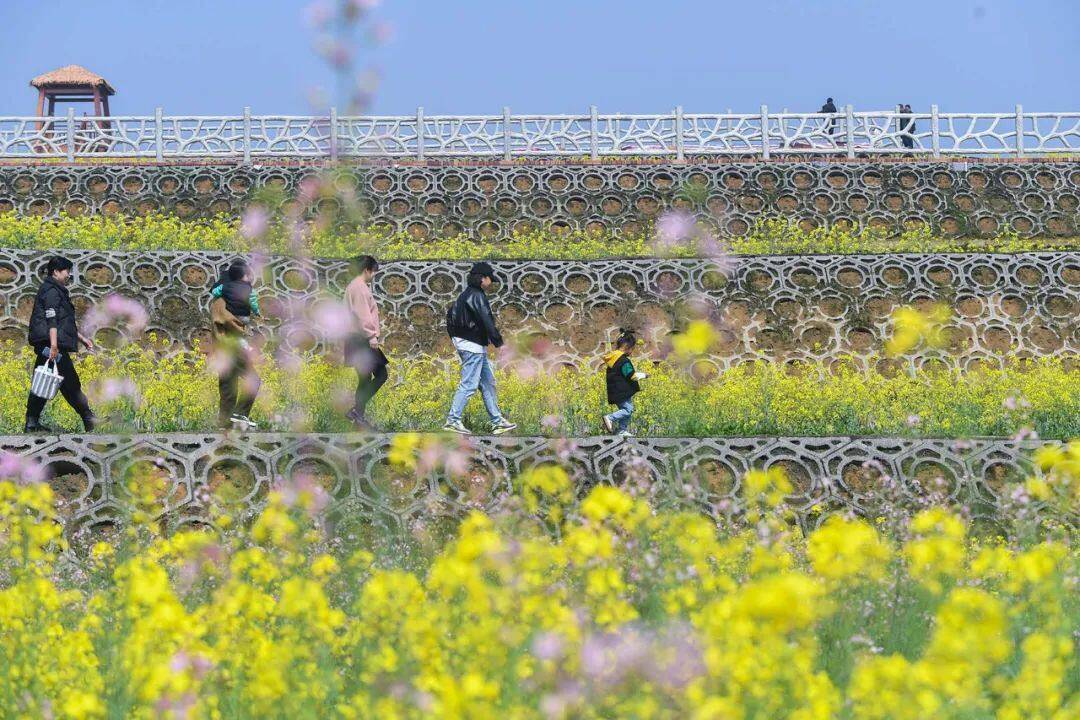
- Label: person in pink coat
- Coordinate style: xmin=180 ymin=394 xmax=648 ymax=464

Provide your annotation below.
xmin=343 ymin=255 xmax=387 ymax=430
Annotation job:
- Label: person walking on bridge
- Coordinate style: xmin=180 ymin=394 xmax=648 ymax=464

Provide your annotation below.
xmin=820 ymin=97 xmax=839 ymax=138
xmin=899 ymin=104 xmax=916 ymax=149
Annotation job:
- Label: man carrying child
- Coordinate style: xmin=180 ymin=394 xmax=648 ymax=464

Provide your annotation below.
xmin=210 ymin=259 xmax=261 ymax=430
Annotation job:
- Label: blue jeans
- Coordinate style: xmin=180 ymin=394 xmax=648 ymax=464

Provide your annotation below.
xmin=447 ymin=350 xmax=504 ymax=424
xmin=607 ymin=399 xmax=634 ymax=432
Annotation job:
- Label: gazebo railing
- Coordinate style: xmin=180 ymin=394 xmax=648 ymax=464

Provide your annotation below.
xmin=1 ymin=106 xmax=1077 ymax=162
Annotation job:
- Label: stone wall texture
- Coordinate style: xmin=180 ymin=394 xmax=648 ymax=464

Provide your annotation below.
xmin=1 ymin=161 xmax=1078 ymax=239
xmin=0 ymin=432 xmax=1058 ymax=541
xmin=1 ymin=249 xmax=1076 ymax=371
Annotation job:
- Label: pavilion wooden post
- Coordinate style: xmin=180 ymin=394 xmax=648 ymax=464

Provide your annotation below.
xmin=66 ymin=108 xmax=75 ymax=162
xmin=35 ymin=89 xmax=46 ymax=130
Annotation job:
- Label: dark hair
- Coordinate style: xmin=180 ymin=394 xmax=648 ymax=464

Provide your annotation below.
xmin=227 ymin=260 xmax=250 ymax=282
xmin=826 ymin=97 xmax=833 ymax=103
xmin=615 ymin=328 xmax=637 ymax=349
xmin=352 ymin=255 xmax=379 ymax=274
xmin=44 ymin=256 xmax=74 ymax=277
xmin=466 ymin=271 xmax=486 ymax=288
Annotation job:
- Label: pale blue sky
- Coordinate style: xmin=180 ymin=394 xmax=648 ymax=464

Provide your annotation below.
xmin=2 ymin=0 xmax=1077 ymax=116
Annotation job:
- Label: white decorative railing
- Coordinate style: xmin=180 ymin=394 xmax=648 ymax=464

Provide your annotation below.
xmin=1 ymin=106 xmax=1077 ymax=161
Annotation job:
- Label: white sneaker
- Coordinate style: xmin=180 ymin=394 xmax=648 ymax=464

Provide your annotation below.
xmin=442 ymin=420 xmax=471 ymax=435
xmin=230 ymin=414 xmax=258 ymax=430
xmin=618 ymin=430 xmax=634 ymax=438
xmin=491 ymin=419 xmax=518 ymax=435
xmin=602 ymin=415 xmax=615 ymax=433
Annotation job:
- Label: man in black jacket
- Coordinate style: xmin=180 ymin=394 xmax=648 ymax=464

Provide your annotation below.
xmin=820 ymin=97 xmax=839 ymax=137
xmin=442 ymin=262 xmax=517 ymax=435
xmin=899 ymin=104 xmax=916 ymax=149
xmin=25 ymin=256 xmax=97 ymax=432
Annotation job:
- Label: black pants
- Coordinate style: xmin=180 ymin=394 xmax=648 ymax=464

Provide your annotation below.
xmin=347 ymin=337 xmax=388 ymax=419
xmin=26 ymin=348 xmax=92 ymax=423
xmin=218 ymin=345 xmax=261 ymax=426
xmin=355 ymin=362 xmax=388 ymax=419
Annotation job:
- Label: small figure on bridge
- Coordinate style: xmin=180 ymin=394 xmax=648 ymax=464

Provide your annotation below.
xmin=899 ymin=104 xmax=916 ymax=149
xmin=820 ymin=97 xmax=839 ymax=137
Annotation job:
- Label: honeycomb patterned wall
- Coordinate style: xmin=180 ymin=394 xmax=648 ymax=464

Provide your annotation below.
xmin=0 ymin=432 xmax=1053 ymax=541
xmin=1 ymin=162 xmax=1077 ymax=238
xmin=1 ymin=250 xmax=1076 ymax=371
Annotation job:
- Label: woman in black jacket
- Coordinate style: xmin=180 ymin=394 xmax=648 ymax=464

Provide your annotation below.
xmin=442 ymin=261 xmax=517 ymax=435
xmin=25 ymin=256 xmax=96 ymax=432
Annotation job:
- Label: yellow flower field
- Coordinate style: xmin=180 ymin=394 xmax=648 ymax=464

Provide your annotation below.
xmin=0 ymin=343 xmax=1075 ymax=437
xmin=1 ymin=212 xmax=1074 ymax=259
xmin=1 ymin=453 xmax=1077 ymax=719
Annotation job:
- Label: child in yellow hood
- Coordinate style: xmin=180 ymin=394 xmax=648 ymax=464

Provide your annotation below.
xmin=601 ymin=329 xmax=647 ymax=437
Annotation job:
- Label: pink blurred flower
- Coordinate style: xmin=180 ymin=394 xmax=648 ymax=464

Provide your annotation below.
xmin=167 ymin=649 xmax=213 ymax=681
xmin=240 ymin=207 xmax=270 ymax=241
xmin=240 ymin=368 xmax=261 ymax=399
xmin=206 ymin=347 xmax=232 ymax=376
xmin=248 ymin=251 xmax=269 ymax=281
xmin=540 ymin=414 xmax=562 ymax=431
xmin=528 ymin=335 xmax=554 ymax=357
xmin=540 ymin=683 xmax=582 ymax=720
xmin=169 ymin=651 xmax=191 ymax=674
xmin=278 ymin=472 xmax=330 ymax=516
xmin=1011 ymin=427 xmax=1039 ymax=442
xmin=277 ymin=349 xmax=305 ymax=374
xmin=495 ymin=343 xmax=519 ymax=366
xmin=580 ymin=635 xmax=608 ymax=678
xmin=312 ymin=299 xmax=356 ymax=342
xmin=905 ymin=414 xmax=921 ymax=428
xmin=417 ymin=442 xmax=444 ymax=476
xmin=357 ymin=69 xmax=381 ymax=94
xmin=368 ymin=21 xmax=394 ymax=44
xmin=306 ymin=86 xmax=331 ymax=112
xmin=84 ymin=294 xmax=149 ymax=336
xmin=304 ymin=1 xmax=334 ymax=27
xmin=316 ymin=38 xmax=352 ymax=69
xmin=298 ymin=177 xmax=324 ymax=205
xmin=98 ymin=377 xmax=139 ymax=403
xmin=551 ymin=437 xmax=579 ymax=463
xmin=443 ymin=447 xmax=470 ymax=478
xmin=0 ymin=451 xmax=45 ymax=484
xmin=154 ymin=693 xmax=196 ymax=719
xmin=653 ymin=211 xmax=736 ymax=272
xmin=655 ymin=211 xmax=696 ymax=247
xmin=531 ymin=632 xmax=564 ymax=661
xmin=513 ymin=358 xmax=542 ymax=381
